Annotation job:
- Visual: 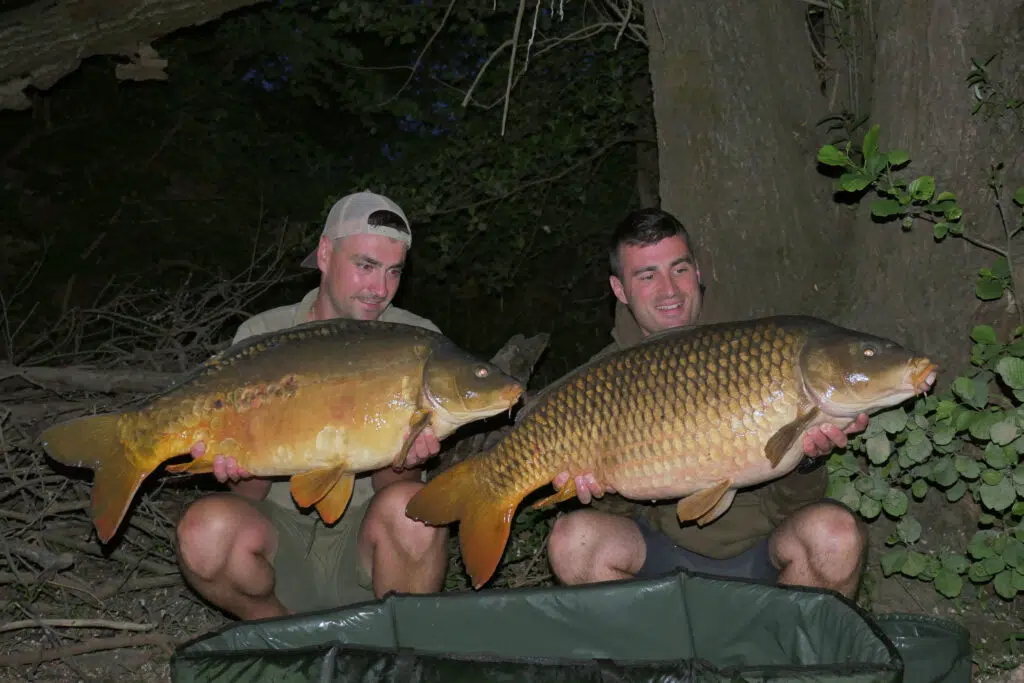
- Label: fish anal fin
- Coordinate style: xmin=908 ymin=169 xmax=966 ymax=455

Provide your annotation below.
xmin=764 ymin=405 xmax=821 ymax=468
xmin=696 ymin=488 xmax=736 ymax=527
xmin=314 ymin=473 xmax=356 ymax=525
xmin=676 ymin=479 xmax=732 ymax=524
xmin=289 ymin=466 xmax=346 ymax=509
xmin=392 ymin=409 xmax=432 ymax=470
xmin=530 ymin=478 xmax=578 ymax=510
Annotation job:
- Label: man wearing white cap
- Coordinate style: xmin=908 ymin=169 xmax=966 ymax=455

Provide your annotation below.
xmin=175 ymin=191 xmax=449 ymax=620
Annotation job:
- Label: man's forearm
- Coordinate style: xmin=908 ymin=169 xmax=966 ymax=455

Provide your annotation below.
xmin=229 ymin=478 xmax=272 ymax=500
xmin=372 ymin=465 xmax=423 ymax=492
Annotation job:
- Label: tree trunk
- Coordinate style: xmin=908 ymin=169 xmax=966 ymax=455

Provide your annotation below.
xmin=642 ymin=0 xmax=848 ymax=328
xmin=0 ymin=0 xmax=269 ymax=111
xmin=836 ymin=0 xmax=1024 ymax=377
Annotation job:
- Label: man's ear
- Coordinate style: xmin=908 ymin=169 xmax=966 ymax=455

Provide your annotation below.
xmin=609 ymin=275 xmax=628 ymax=305
xmin=316 ymin=235 xmax=334 ymax=273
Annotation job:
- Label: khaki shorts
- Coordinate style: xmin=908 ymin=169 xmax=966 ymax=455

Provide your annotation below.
xmin=242 ymin=495 xmax=376 ymax=614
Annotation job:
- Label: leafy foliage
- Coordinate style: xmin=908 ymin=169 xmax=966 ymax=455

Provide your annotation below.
xmin=817 ymin=120 xmax=1024 ymax=601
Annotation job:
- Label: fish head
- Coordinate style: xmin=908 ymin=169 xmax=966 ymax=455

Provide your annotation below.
xmin=799 ymin=325 xmax=938 ymax=418
xmin=422 ymin=343 xmax=525 ymax=435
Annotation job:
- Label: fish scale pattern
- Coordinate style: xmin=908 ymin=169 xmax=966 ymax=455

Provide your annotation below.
xmin=484 ymin=320 xmax=808 ymax=497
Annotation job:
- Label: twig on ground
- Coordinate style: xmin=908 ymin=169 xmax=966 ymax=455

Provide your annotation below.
xmin=0 ymin=618 xmax=155 ymax=634
xmin=0 ymin=632 xmax=177 ymax=667
xmin=6 ymin=540 xmax=74 ymax=572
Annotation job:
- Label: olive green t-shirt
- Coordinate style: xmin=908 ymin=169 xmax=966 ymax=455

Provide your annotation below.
xmin=231 ymin=287 xmax=442 ymax=513
xmin=587 ymin=301 xmax=828 ymax=560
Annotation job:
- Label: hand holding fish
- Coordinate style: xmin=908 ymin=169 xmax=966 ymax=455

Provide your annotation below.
xmin=801 ymin=414 xmax=869 ymax=458
xmin=190 ymin=442 xmax=252 ymax=483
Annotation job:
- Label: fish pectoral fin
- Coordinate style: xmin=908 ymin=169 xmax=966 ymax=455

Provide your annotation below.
xmin=676 ymin=479 xmax=732 ymax=524
xmin=764 ymin=406 xmax=821 ymax=468
xmin=314 ymin=473 xmax=356 ymax=525
xmin=289 ymin=466 xmax=347 ymax=509
xmin=392 ymin=409 xmax=432 ymax=470
xmin=530 ymin=478 xmax=578 ymax=510
xmin=696 ymin=487 xmax=736 ymax=527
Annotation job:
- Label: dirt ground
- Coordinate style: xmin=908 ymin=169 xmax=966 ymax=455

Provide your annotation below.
xmin=0 ymin=481 xmax=1020 ymax=682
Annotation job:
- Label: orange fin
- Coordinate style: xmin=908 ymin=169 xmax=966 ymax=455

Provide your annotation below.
xmin=289 ymin=466 xmax=346 ymax=509
xmin=39 ymin=412 xmax=157 ymax=543
xmin=530 ymin=478 xmax=578 ymax=509
xmin=165 ymin=438 xmax=241 ymax=475
xmin=392 ymin=409 xmax=431 ymax=470
xmin=405 ymin=457 xmax=522 ymax=589
xmin=314 ymin=473 xmax=356 ymax=525
xmin=765 ymin=406 xmax=820 ymax=467
xmin=696 ymin=487 xmax=736 ymax=527
xmin=676 ymin=479 xmax=732 ymax=524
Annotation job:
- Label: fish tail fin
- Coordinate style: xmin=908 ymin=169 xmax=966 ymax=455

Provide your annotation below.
xmin=40 ymin=413 xmax=154 ymax=544
xmin=405 ymin=457 xmax=521 ymax=590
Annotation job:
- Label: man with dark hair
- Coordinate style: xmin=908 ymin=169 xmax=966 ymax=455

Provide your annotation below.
xmin=545 ymin=207 xmax=871 ymax=599
xmin=176 ymin=191 xmax=449 ymax=620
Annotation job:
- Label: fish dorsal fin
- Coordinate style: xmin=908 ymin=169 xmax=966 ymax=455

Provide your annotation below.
xmin=764 ymin=405 xmax=820 ymax=468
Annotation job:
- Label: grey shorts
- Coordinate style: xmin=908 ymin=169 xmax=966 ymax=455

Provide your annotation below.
xmin=633 ymin=516 xmax=780 ymax=583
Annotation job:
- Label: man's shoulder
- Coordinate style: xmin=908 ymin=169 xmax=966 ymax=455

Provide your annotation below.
xmin=232 ymin=301 xmax=302 ymax=345
xmin=379 ymin=305 xmax=442 ymax=334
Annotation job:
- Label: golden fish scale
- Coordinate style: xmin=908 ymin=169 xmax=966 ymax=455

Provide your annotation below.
xmin=486 ymin=321 xmax=808 ymax=498
xmin=115 ymin=322 xmax=436 ymax=472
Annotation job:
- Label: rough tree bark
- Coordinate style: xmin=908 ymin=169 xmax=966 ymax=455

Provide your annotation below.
xmin=835 ymin=0 xmax=1024 ymax=376
xmin=0 ymin=0 xmax=269 ymax=111
xmin=642 ymin=0 xmax=848 ymax=329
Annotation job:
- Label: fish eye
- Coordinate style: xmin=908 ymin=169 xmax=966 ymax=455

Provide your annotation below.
xmin=475 ymin=366 xmax=489 ymax=378
xmin=862 ymin=344 xmax=877 ymax=358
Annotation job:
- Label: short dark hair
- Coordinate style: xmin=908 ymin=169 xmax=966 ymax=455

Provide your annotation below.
xmin=367 ymin=209 xmax=410 ymax=235
xmin=609 ymin=208 xmax=695 ymax=278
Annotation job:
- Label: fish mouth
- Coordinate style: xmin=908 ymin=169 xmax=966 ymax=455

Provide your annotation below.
xmin=911 ymin=360 xmax=938 ymax=395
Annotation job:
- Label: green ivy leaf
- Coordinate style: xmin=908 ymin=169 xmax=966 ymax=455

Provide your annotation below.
xmin=884 ymin=489 xmax=910 ymax=518
xmin=862 ymin=125 xmax=880 ymax=159
xmin=902 ymin=551 xmax=928 ymax=577
xmin=968 ymin=531 xmax=998 ymax=559
xmin=895 ymin=515 xmax=921 ymax=543
xmin=859 ymin=496 xmax=882 ymax=519
xmin=874 ymin=409 xmax=908 ymax=434
xmin=968 ymin=561 xmax=992 ymax=582
xmin=934 ymin=568 xmax=963 ymax=598
xmin=945 ymin=479 xmax=968 ymax=502
xmin=982 ymin=555 xmax=1006 ymax=576
xmin=871 ymin=199 xmax=903 ymax=217
xmin=940 ymin=552 xmax=970 ymax=574
xmin=1012 ymin=186 xmax=1024 ymax=206
xmin=908 ymin=176 xmax=936 ymax=201
xmin=972 ymin=325 xmax=998 ymax=344
xmin=1004 ymin=538 xmax=1024 ymax=569
xmin=984 ymin=443 xmax=1009 ymax=468
xmin=911 ymin=479 xmax=929 ymax=499
xmin=887 ymin=149 xmax=911 ymax=167
xmin=994 ymin=570 xmax=1018 ymax=599
xmin=955 ymin=455 xmax=981 ymax=479
xmin=977 ymin=276 xmax=1006 ymax=301
xmin=991 ymin=419 xmax=1019 ymax=445
xmin=880 ymin=549 xmax=907 ymax=576
xmin=980 ymin=477 xmax=1016 ymax=512
xmin=839 ymin=172 xmax=873 ymax=192
xmin=952 ymin=377 xmax=976 ymax=404
xmin=818 ymin=145 xmax=851 ymax=167
xmin=997 ymin=357 xmax=1024 ymax=389
xmin=930 ymin=457 xmax=960 ymax=487
xmin=936 ymin=191 xmax=957 ymax=202
xmin=866 ymin=434 xmax=892 ymax=465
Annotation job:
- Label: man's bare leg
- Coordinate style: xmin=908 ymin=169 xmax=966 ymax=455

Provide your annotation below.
xmin=176 ymin=493 xmax=289 ymax=620
xmin=546 ymin=509 xmax=647 ymax=584
xmin=358 ymin=481 xmax=449 ymax=596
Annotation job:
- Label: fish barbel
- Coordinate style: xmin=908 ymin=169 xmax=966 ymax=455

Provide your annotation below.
xmin=40 ymin=318 xmax=525 ymax=543
xmin=405 ymin=315 xmax=938 ymax=589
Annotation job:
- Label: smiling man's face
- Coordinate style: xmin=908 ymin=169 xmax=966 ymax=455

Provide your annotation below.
xmin=609 ymin=235 xmax=703 ymax=336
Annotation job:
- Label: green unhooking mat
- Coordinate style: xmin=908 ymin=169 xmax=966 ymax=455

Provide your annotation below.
xmin=169 ymin=571 xmax=972 ymax=683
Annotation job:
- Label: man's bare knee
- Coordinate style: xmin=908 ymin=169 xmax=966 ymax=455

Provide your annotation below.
xmin=176 ymin=494 xmax=274 ymax=581
xmin=362 ymin=481 xmax=446 ymax=557
xmin=772 ymin=501 xmax=866 ymax=594
xmin=547 ymin=509 xmax=645 ymax=585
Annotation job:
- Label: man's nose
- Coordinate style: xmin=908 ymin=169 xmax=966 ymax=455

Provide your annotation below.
xmin=367 ymin=271 xmax=388 ymax=297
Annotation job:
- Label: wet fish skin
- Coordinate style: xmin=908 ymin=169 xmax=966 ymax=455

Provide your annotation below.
xmin=40 ymin=318 xmax=525 ymax=544
xmin=405 ymin=315 xmax=938 ymax=589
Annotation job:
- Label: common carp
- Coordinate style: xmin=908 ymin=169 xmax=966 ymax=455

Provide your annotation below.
xmin=40 ymin=318 xmax=525 ymax=544
xmin=405 ymin=315 xmax=938 ymax=589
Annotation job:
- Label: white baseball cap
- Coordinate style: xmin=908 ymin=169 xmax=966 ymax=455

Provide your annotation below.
xmin=300 ymin=190 xmax=412 ymax=268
